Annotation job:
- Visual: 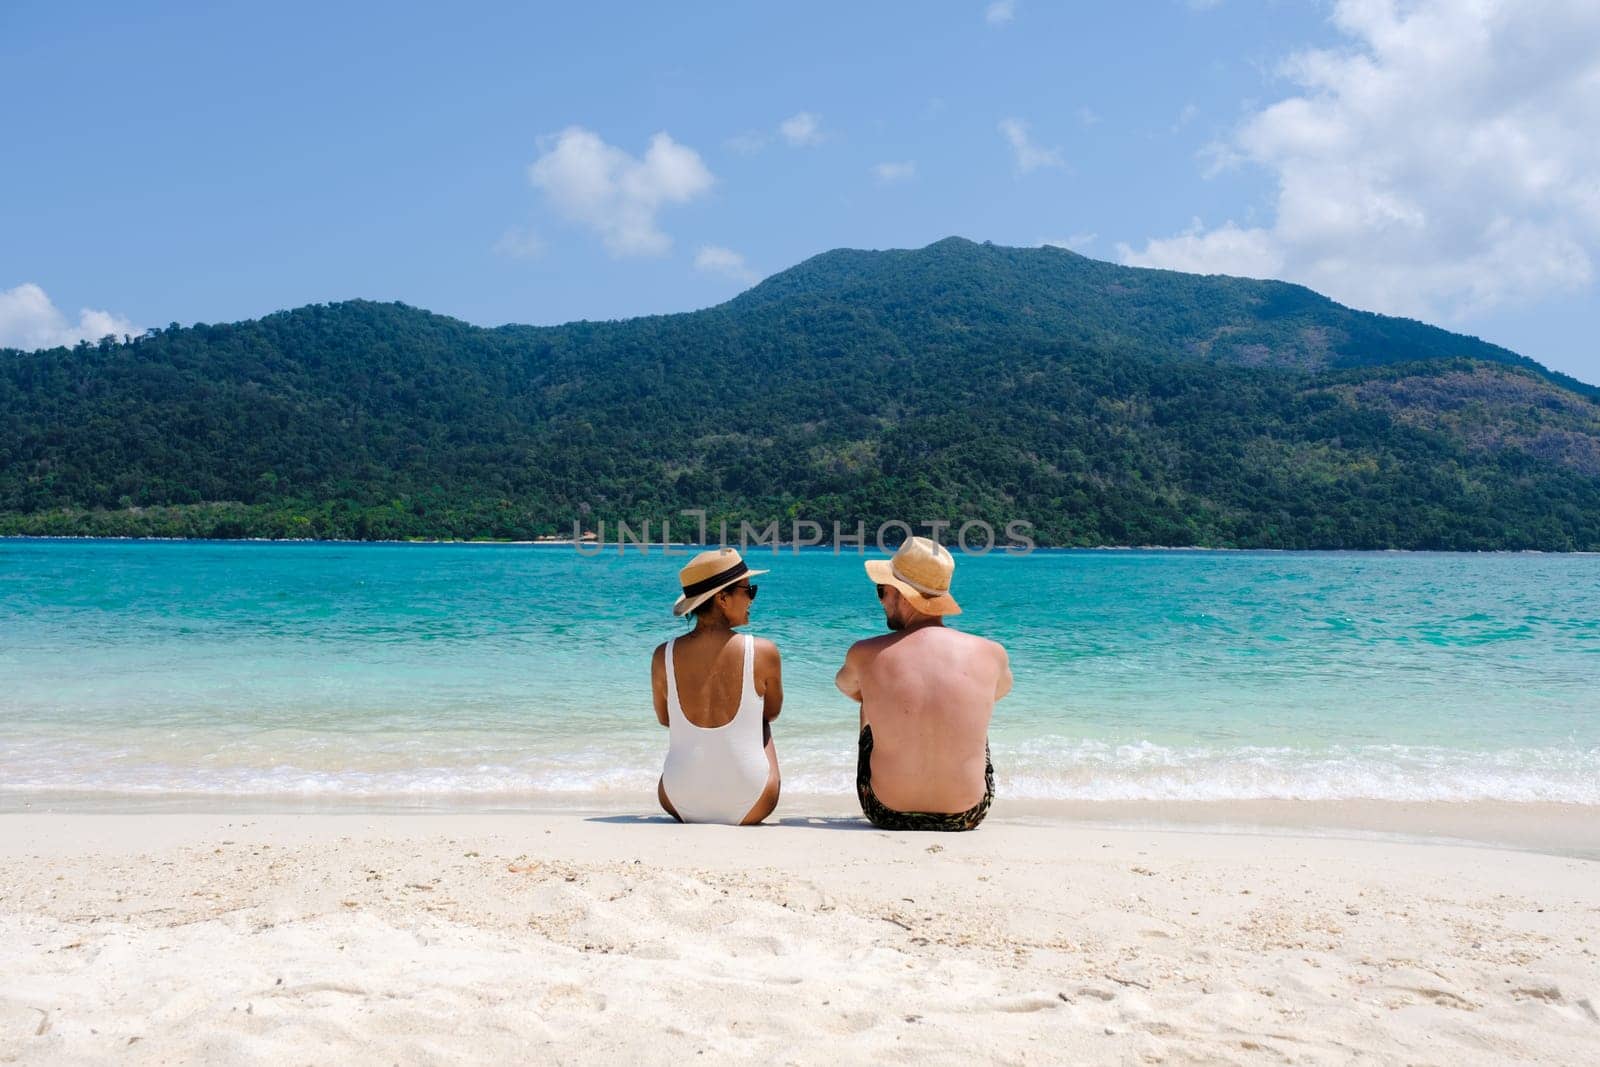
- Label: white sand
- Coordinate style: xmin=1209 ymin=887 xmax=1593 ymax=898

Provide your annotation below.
xmin=2 ymin=812 xmax=1597 ymax=1064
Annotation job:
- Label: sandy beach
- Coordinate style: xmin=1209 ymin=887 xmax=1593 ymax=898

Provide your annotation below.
xmin=2 ymin=811 xmax=1596 ymax=1065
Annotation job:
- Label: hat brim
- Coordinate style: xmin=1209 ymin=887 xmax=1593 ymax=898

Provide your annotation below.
xmin=672 ymin=568 xmax=769 ymax=616
xmin=864 ymin=559 xmax=961 ymax=616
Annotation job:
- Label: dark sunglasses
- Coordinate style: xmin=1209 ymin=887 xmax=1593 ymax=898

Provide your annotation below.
xmin=876 ymin=584 xmax=891 ymax=600
xmin=725 ymin=582 xmax=758 ymax=601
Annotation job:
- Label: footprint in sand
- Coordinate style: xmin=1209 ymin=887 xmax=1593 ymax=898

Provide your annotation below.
xmin=784 ymin=881 xmax=832 ymax=911
xmin=629 ymin=943 xmax=680 ymax=961
xmin=274 ymin=981 xmax=375 ymax=999
xmin=828 ymin=1009 xmax=880 ymax=1034
xmin=724 ymin=933 xmax=787 ymax=957
xmin=1509 ymin=985 xmax=1563 ymax=1003
xmin=540 ymin=984 xmax=606 ymax=1014
xmin=990 ymin=995 xmax=1062 ymax=1013
xmin=1395 ymin=987 xmax=1477 ymax=1011
xmin=148 ymin=986 xmax=215 ymax=1025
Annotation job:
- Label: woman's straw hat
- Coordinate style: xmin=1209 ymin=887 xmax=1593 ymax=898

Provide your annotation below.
xmin=672 ymin=547 xmax=770 ymax=616
xmin=864 ymin=536 xmax=961 ymax=616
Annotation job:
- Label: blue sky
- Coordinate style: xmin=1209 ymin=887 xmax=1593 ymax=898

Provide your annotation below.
xmin=3 ymin=1 xmax=1597 ymax=383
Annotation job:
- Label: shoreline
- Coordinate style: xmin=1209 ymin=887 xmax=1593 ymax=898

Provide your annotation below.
xmin=4 ymin=534 xmax=1596 ymax=554
xmin=5 ymin=795 xmax=1596 ymax=858
xmin=2 ymin=812 xmax=1596 ymax=1063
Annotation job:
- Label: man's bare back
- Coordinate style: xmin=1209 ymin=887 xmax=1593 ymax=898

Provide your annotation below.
xmin=837 ymin=620 xmax=1012 ymax=813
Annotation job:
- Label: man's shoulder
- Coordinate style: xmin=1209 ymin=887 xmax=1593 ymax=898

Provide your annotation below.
xmin=942 ymin=627 xmax=1005 ymax=649
xmin=947 ymin=628 xmax=1009 ymax=665
xmin=846 ymin=632 xmax=896 ymax=656
xmin=978 ymin=633 xmax=1010 ymax=657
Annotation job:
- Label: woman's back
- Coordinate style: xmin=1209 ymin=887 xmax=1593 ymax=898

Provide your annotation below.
xmin=653 ymin=548 xmax=782 ymax=825
xmin=659 ymin=633 xmax=773 ymax=823
xmin=665 ymin=630 xmax=755 ymax=729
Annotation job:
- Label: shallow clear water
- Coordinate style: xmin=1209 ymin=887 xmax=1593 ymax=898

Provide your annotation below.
xmin=2 ymin=540 xmax=1596 ymax=807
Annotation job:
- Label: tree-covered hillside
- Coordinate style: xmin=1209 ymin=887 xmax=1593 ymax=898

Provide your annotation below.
xmin=2 ymin=238 xmax=1597 ymax=548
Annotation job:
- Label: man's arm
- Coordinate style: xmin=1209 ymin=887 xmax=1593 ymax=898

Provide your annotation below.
xmin=993 ymin=643 xmax=1013 ymax=701
xmin=835 ymin=642 xmax=863 ymax=703
xmin=651 ymin=643 xmax=669 ymax=726
xmin=836 ymin=642 xmax=868 ymax=731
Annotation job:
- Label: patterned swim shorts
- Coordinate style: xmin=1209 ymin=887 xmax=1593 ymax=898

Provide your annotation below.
xmin=856 ymin=724 xmax=994 ymax=832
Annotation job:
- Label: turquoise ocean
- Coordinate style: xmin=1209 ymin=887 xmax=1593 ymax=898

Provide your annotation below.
xmin=2 ymin=540 xmax=1596 ymax=809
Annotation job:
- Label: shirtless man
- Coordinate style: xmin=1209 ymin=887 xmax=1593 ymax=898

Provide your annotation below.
xmin=835 ymin=536 xmax=1012 ymax=831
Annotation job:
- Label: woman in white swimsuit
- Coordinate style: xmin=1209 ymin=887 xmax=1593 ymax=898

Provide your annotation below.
xmin=651 ymin=548 xmax=783 ymax=825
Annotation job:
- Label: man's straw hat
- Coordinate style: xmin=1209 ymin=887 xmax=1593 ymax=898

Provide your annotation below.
xmin=672 ymin=547 xmax=769 ymax=616
xmin=864 ymin=536 xmax=961 ymax=616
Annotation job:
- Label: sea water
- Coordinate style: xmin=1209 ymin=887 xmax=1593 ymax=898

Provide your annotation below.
xmin=1 ymin=540 xmax=1596 ymax=808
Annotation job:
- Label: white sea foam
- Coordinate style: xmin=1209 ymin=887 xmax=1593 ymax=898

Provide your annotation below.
xmin=4 ymin=736 xmax=1597 ymax=805
xmin=990 ymin=739 xmax=1600 ymax=803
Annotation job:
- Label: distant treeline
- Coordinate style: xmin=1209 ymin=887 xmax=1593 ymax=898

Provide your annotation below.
xmin=3 ymin=239 xmax=1598 ymax=549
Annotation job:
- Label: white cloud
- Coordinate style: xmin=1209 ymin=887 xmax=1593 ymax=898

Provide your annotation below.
xmin=1042 ymin=233 xmax=1098 ymax=252
xmin=528 ymin=126 xmax=714 ymax=257
xmin=492 ymin=226 xmax=544 ymax=259
xmin=985 ymin=1 xmax=1016 ymax=26
xmin=1077 ymin=106 xmax=1101 ymax=127
xmin=694 ymin=245 xmax=759 ymax=285
xmin=725 ymin=131 xmax=769 ymax=155
xmin=872 ymin=161 xmax=917 ymax=184
xmin=779 ymin=112 xmax=824 ymax=147
xmin=1119 ymin=219 xmax=1285 ymax=279
xmin=1121 ymin=0 xmax=1600 ymax=321
xmin=1171 ymin=102 xmax=1199 ymax=132
xmin=732 ymin=113 xmax=829 ymax=154
xmin=999 ymin=118 xmax=1065 ymax=173
xmin=0 ymin=283 xmax=140 ymax=351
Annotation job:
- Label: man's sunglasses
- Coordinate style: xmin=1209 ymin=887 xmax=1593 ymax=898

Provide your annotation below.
xmin=876 ymin=584 xmax=891 ymax=600
xmin=726 ymin=582 xmax=758 ymax=601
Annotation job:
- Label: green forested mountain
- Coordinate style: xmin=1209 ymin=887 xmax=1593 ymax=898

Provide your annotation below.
xmin=3 ymin=237 xmax=1598 ymax=548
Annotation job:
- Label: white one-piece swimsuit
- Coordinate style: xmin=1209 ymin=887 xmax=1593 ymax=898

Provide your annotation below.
xmin=661 ymin=634 xmax=770 ymax=824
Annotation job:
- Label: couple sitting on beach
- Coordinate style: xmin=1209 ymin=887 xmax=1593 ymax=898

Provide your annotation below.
xmin=651 ymin=537 xmax=1012 ymax=830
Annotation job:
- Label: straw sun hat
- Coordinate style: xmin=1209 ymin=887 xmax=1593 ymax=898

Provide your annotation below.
xmin=864 ymin=536 xmax=962 ymax=616
xmin=672 ymin=547 xmax=770 ymax=617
